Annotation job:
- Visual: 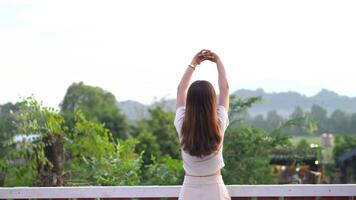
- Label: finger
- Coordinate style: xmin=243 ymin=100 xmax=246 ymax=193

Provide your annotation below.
xmin=204 ymin=52 xmax=213 ymax=57
xmin=202 ymin=52 xmax=211 ymax=57
xmin=203 ymin=49 xmax=212 ymax=55
xmin=201 ymin=49 xmax=209 ymax=54
xmin=204 ymin=54 xmax=214 ymax=59
xmin=200 ymin=57 xmax=209 ymax=61
xmin=203 ymin=50 xmax=213 ymax=55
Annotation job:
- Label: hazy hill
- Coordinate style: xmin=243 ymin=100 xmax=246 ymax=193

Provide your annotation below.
xmin=233 ymin=89 xmax=356 ymax=117
xmin=118 ymin=89 xmax=356 ymax=121
xmin=117 ymin=100 xmax=150 ymax=122
xmin=117 ymin=100 xmax=175 ymax=122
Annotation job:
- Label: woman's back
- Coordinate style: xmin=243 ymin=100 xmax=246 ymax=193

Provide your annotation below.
xmin=174 ymin=105 xmax=229 ymax=176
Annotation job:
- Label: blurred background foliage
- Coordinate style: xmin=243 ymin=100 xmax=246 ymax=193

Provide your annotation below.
xmin=0 ymin=82 xmax=355 ymax=186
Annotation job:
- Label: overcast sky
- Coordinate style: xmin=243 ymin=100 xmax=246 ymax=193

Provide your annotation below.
xmin=1 ymin=0 xmax=355 ymax=108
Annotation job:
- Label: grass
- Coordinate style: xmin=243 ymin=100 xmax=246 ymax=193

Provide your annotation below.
xmin=290 ymin=135 xmax=321 ymax=145
xmin=290 ymin=135 xmax=334 ymax=163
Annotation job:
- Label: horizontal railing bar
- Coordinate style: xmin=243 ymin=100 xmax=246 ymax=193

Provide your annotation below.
xmin=0 ymin=184 xmax=355 ymax=199
xmin=228 ymin=184 xmax=356 ymax=197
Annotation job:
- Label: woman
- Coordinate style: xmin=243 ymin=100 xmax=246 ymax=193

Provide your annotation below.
xmin=174 ymin=49 xmax=230 ymax=200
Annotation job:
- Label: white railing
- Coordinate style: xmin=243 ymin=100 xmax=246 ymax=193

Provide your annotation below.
xmin=0 ymin=184 xmax=355 ymax=199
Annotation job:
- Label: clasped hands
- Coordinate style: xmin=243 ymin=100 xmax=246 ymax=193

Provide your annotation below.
xmin=191 ymin=49 xmax=220 ymax=67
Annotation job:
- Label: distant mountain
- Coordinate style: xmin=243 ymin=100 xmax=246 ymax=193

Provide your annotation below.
xmin=117 ymin=100 xmax=175 ymax=122
xmin=117 ymin=100 xmax=150 ymax=122
xmin=117 ymin=89 xmax=356 ymax=121
xmin=233 ymin=89 xmax=356 ymax=117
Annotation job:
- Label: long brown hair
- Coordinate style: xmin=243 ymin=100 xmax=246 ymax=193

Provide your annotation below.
xmin=181 ymin=80 xmax=222 ymax=157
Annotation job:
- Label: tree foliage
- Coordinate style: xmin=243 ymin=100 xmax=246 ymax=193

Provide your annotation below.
xmin=65 ymin=111 xmax=142 ymax=185
xmin=1 ymin=97 xmax=142 ymax=186
xmin=6 ymin=97 xmax=67 ymax=186
xmin=223 ymin=97 xmax=291 ymax=184
xmin=0 ymin=103 xmax=20 ymax=186
xmin=333 ymin=135 xmax=356 ymax=160
xmin=135 ymin=102 xmax=180 ymax=159
xmin=60 ymin=82 xmax=129 ymax=139
xmin=2 ymin=83 xmax=355 ymax=186
xmin=144 ymin=155 xmax=184 ymax=185
xmin=129 ymin=100 xmax=183 ymax=184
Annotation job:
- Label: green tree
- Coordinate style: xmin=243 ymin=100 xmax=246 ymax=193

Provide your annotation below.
xmin=3 ymin=97 xmax=142 ymax=186
xmin=265 ymin=110 xmax=284 ymax=132
xmin=333 ymin=135 xmax=356 ymax=159
xmin=290 ymin=106 xmax=304 ymax=119
xmin=329 ymin=109 xmax=349 ymax=134
xmin=249 ymin=114 xmax=268 ymax=130
xmin=0 ymin=103 xmax=20 ymax=186
xmin=1 ymin=139 xmax=37 ymax=186
xmin=223 ymin=96 xmax=317 ymax=184
xmin=139 ymin=102 xmax=180 ymax=159
xmin=333 ymin=135 xmax=356 ymax=183
xmin=128 ymin=120 xmax=162 ymax=184
xmin=228 ymin=96 xmax=262 ymax=125
xmin=145 ymin=155 xmax=184 ymax=185
xmin=309 ymin=104 xmax=329 ymax=134
xmin=134 ymin=128 xmax=161 ymax=166
xmin=349 ymin=113 xmax=356 ymax=134
xmin=286 ymin=106 xmax=308 ymax=135
xmin=223 ymin=125 xmax=286 ymax=184
xmin=13 ymin=97 xmax=67 ymax=186
xmin=65 ymin=111 xmax=142 ymax=186
xmin=223 ymin=97 xmax=290 ymax=184
xmin=60 ymin=82 xmax=129 ymax=139
xmin=128 ymin=100 xmax=183 ymax=185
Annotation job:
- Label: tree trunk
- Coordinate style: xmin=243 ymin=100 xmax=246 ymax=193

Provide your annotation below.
xmin=36 ymin=133 xmax=65 ymax=186
xmin=0 ymin=171 xmax=5 ymax=186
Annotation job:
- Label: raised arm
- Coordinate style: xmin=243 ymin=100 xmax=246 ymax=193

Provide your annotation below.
xmin=204 ymin=50 xmax=230 ymax=111
xmin=176 ymin=50 xmax=207 ymax=108
xmin=216 ymin=58 xmax=229 ymax=111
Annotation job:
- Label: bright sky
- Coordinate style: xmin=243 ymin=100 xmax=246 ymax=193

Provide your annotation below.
xmin=1 ymin=0 xmax=356 ymax=108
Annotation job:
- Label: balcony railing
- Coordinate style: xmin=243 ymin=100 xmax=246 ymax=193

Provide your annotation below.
xmin=1 ymin=184 xmax=355 ymax=200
